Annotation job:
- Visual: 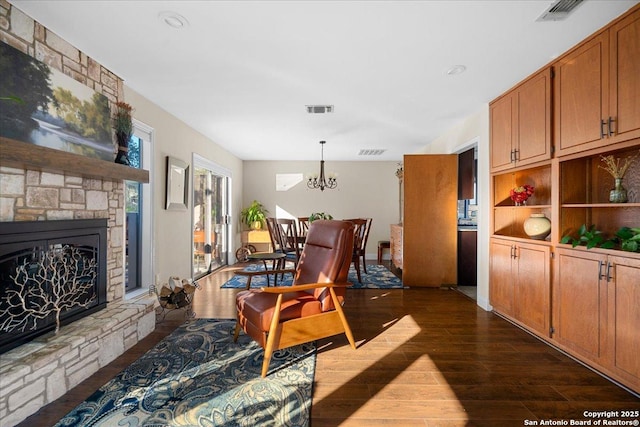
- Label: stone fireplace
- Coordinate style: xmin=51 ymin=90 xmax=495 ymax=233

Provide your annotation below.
xmin=0 ymin=169 xmax=156 ymax=427
xmin=0 ymin=4 xmax=155 ymax=425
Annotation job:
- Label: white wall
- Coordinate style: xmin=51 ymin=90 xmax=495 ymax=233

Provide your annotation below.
xmin=242 ymin=160 xmax=400 ymax=260
xmin=421 ymin=106 xmax=491 ymax=311
xmin=124 ymin=87 xmax=244 ymax=284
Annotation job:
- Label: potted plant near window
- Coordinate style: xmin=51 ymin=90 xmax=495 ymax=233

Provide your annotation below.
xmin=241 ymin=200 xmax=269 ymax=230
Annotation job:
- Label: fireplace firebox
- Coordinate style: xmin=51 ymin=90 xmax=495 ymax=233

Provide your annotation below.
xmin=0 ymin=219 xmax=107 ymax=354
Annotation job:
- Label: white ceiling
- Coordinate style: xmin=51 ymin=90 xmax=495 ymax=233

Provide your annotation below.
xmin=11 ymin=0 xmax=639 ymax=161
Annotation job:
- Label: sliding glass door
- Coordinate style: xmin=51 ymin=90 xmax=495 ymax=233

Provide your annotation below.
xmin=192 ymin=155 xmax=231 ymax=278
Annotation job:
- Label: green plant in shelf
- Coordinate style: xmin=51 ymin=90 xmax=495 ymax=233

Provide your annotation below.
xmin=614 ymin=227 xmax=640 ymax=253
xmin=560 ymin=224 xmax=616 ymax=250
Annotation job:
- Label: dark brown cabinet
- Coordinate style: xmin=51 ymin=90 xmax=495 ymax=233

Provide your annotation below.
xmin=457 ymin=230 xmax=477 ymax=286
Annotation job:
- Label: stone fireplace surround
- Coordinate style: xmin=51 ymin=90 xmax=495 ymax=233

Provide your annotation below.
xmin=0 ymin=3 xmax=157 ymax=425
xmin=0 ymin=168 xmax=157 ymax=427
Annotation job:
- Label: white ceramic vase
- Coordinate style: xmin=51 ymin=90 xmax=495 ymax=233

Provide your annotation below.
xmin=524 ymin=213 xmax=551 ymax=240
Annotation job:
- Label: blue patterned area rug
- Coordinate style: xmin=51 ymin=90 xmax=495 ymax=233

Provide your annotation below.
xmin=54 ymin=319 xmax=315 ymax=427
xmin=222 ymin=264 xmax=405 ymax=289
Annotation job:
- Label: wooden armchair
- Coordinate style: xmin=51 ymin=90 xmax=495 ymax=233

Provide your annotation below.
xmin=234 ymin=220 xmax=357 ymax=377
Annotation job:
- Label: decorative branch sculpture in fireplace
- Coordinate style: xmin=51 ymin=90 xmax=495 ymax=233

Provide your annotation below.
xmin=0 ymin=245 xmax=97 ymax=334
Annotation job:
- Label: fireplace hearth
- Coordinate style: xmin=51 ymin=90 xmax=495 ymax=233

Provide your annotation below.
xmin=0 ymin=219 xmax=107 ymax=354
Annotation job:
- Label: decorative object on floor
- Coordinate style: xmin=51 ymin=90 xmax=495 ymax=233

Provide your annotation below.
xmin=598 ymin=152 xmax=638 ymax=203
xmin=53 ymin=319 xmax=315 ymax=427
xmin=240 ymin=200 xmax=269 ymax=230
xmin=509 ymin=184 xmax=534 ymax=206
xmin=149 ymin=276 xmax=200 ymax=321
xmin=523 ymin=213 xmax=551 ymax=240
xmin=222 ymin=263 xmax=404 ymax=289
xmin=113 ymin=101 xmax=133 ymax=166
xmin=307 ymin=140 xmax=337 ymax=191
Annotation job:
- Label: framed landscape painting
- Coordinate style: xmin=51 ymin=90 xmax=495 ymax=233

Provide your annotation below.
xmin=0 ymin=42 xmax=115 ymax=161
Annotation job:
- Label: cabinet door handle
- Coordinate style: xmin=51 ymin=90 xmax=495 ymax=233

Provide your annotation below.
xmin=513 ymin=149 xmax=519 ymax=161
xmin=510 ymin=150 xmax=515 ymax=162
xmin=600 ymin=119 xmax=607 ymax=139
xmin=608 ymin=116 xmax=615 ymax=136
xmin=598 ymin=260 xmax=606 ymax=280
xmin=511 ymin=245 xmax=518 ymax=259
xmin=606 ymin=262 xmax=613 ymax=282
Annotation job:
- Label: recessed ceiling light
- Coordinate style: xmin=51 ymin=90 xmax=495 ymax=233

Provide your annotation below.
xmin=446 ymin=65 xmax=467 ymax=75
xmin=159 ymin=11 xmax=189 ymax=29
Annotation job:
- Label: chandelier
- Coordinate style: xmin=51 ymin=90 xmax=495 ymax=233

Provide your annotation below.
xmin=307 ymin=140 xmax=337 ymax=191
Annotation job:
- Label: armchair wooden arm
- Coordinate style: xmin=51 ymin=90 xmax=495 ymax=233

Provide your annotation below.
xmin=259 ymin=281 xmax=351 ymax=293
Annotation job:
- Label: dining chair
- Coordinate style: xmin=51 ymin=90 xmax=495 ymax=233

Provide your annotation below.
xmin=344 ymin=218 xmax=372 ymax=283
xmin=265 ymin=217 xmax=282 ymax=254
xmin=275 ymin=218 xmax=301 ymax=268
xmin=297 ymin=217 xmax=310 ymax=238
xmin=234 ymin=219 xmax=356 ymax=377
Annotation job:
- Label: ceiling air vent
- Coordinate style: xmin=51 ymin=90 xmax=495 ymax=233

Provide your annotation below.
xmin=358 ymin=149 xmax=386 ymax=156
xmin=306 ymin=105 xmax=333 ymax=114
xmin=536 ymin=0 xmax=584 ymax=21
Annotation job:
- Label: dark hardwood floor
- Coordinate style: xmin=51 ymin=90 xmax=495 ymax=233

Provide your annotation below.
xmin=18 ymin=262 xmax=639 ymax=427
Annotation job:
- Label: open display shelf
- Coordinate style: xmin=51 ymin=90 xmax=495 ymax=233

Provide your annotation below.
xmin=492 ymin=164 xmax=552 ymax=241
xmin=560 ymin=146 xmax=640 ymax=238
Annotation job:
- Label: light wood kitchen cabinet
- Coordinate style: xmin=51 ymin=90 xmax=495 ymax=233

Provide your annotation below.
xmin=554 ymin=248 xmax=640 ymax=390
xmin=403 ymin=154 xmax=457 ymax=287
xmin=490 ymin=68 xmax=552 ymax=173
xmin=554 ymin=7 xmax=640 ymax=157
xmin=489 ymin=238 xmax=550 ymax=338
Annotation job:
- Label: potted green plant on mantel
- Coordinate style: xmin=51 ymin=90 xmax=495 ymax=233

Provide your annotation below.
xmin=240 ymin=200 xmax=268 ymax=230
xmin=113 ymin=101 xmax=133 ymax=166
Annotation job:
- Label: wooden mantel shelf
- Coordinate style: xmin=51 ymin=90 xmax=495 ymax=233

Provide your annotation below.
xmin=0 ymin=137 xmax=149 ymax=183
